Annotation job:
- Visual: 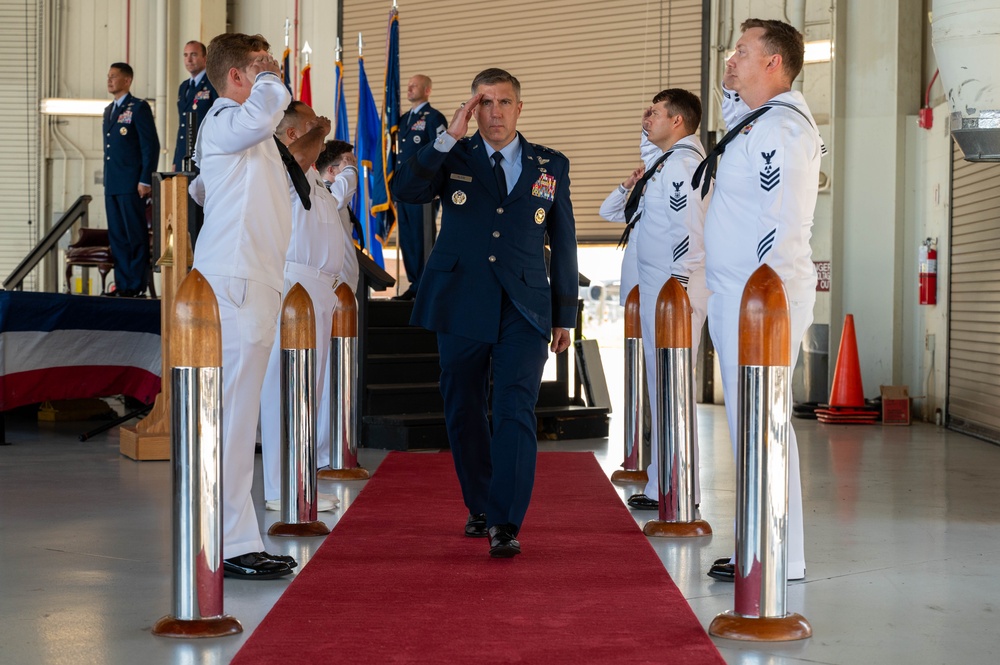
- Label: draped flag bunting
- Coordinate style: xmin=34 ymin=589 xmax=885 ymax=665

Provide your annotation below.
xmin=353 ymin=54 xmax=385 ymax=268
xmin=372 ymin=5 xmax=400 ymax=246
xmin=334 ymin=58 xmax=350 ymax=143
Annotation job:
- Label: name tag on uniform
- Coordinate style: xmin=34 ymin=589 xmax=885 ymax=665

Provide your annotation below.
xmin=531 ymin=173 xmax=556 ymax=201
xmin=450 ymin=173 xmax=473 ymax=182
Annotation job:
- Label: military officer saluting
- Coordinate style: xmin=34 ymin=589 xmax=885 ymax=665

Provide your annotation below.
xmin=172 ymin=40 xmax=218 ymax=172
xmin=392 ymin=68 xmax=578 ymax=559
xmin=393 ymin=74 xmax=447 ymax=300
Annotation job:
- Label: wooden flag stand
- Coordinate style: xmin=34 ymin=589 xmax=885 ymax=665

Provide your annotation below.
xmin=120 ymin=173 xmax=193 ymax=461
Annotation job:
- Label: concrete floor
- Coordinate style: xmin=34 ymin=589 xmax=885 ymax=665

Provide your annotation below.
xmin=2 ymin=398 xmax=999 ymax=665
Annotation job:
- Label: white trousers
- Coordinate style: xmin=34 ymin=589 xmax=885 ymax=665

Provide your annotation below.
xmin=708 ymin=291 xmax=814 ymax=580
xmin=260 ymin=263 xmax=339 ymax=501
xmin=202 ymin=274 xmax=281 ymax=559
xmin=641 ymin=286 xmax=708 ymax=502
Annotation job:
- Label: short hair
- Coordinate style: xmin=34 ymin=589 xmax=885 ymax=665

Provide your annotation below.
xmin=185 ymin=40 xmax=207 ymax=56
xmin=741 ymin=18 xmax=805 ymax=82
xmin=206 ymin=33 xmax=271 ymax=93
xmin=651 ymin=89 xmax=702 ymax=134
xmin=471 ymin=68 xmax=521 ymax=100
xmin=317 ymin=140 xmax=354 ymax=173
xmin=110 ymin=62 xmax=133 ymax=79
xmin=412 ymin=74 xmax=432 ymax=87
xmin=275 ymin=101 xmax=309 ymax=137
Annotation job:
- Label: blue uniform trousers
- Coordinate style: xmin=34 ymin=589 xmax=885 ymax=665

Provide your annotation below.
xmin=105 ymin=193 xmax=149 ymax=292
xmin=437 ymin=292 xmax=548 ymax=531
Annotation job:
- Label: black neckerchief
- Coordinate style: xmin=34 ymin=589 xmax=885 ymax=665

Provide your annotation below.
xmin=274 ymin=136 xmax=312 ymax=210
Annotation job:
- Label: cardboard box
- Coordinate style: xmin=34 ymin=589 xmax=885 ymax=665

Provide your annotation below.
xmin=880 ymin=385 xmax=911 ymax=425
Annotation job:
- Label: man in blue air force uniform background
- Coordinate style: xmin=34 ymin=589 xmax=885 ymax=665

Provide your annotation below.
xmin=393 ymin=74 xmax=447 ymax=300
xmin=393 ymin=68 xmax=578 ymax=559
xmin=103 ymin=62 xmax=159 ymax=297
xmin=172 ymin=40 xmax=218 ymax=171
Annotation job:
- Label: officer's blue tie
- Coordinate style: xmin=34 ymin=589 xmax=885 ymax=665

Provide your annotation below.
xmin=491 ymin=151 xmax=507 ymax=198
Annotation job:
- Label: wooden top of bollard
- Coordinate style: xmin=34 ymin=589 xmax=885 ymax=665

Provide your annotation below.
xmin=331 ymin=282 xmax=358 ymax=338
xmin=739 ymin=264 xmax=790 ymax=367
xmin=281 ymin=283 xmax=316 ymax=350
xmin=171 ymin=269 xmax=221 ymax=368
xmin=655 ymin=278 xmax=692 ymax=349
xmin=624 ymin=285 xmax=641 ymax=338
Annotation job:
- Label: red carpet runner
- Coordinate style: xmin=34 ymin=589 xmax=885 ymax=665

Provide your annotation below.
xmin=232 ymin=452 xmax=724 ymax=664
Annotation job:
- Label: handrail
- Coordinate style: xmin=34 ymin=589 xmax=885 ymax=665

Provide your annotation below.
xmin=3 ymin=195 xmax=92 ymax=291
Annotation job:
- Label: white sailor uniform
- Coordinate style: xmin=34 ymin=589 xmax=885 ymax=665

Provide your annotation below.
xmin=705 ymin=88 xmax=823 ymax=580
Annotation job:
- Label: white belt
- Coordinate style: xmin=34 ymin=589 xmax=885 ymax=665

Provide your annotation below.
xmin=284 ymin=261 xmax=339 ymax=288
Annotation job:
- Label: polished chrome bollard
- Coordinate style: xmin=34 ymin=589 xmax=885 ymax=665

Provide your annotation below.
xmin=709 ymin=264 xmax=812 ymax=642
xmin=643 ymin=278 xmax=711 ymax=538
xmin=318 ymin=283 xmax=370 ymax=481
xmin=152 ymin=269 xmax=241 ymax=639
xmin=611 ymin=286 xmax=648 ymax=483
xmin=268 ymin=283 xmax=330 ymax=537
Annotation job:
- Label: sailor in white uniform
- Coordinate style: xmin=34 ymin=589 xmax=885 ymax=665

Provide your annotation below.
xmin=259 ymin=102 xmax=352 ymax=513
xmin=317 ymin=140 xmax=362 ymax=293
xmin=695 ymin=19 xmax=825 ymax=582
xmin=189 ymin=34 xmax=296 ymax=579
xmin=601 ymin=90 xmax=710 ymax=510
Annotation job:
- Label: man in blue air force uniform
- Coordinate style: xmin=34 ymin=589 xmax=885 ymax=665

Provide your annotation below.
xmin=172 ymin=40 xmax=218 ymax=171
xmin=393 ymin=68 xmax=579 ymax=558
xmin=103 ymin=62 xmax=159 ymax=297
xmin=393 ymin=74 xmax=447 ymax=300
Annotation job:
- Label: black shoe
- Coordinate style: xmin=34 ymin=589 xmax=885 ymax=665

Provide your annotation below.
xmin=259 ymin=551 xmax=298 ymax=568
xmin=223 ymin=552 xmax=293 ymax=579
xmin=108 ymin=288 xmax=135 ymax=298
xmin=488 ymin=524 xmax=521 ymax=558
xmin=465 ymin=513 xmax=488 ymax=538
xmin=391 ymin=289 xmax=416 ymax=301
xmin=707 ymin=558 xmax=734 ymax=582
xmin=627 ymin=493 xmax=659 ymax=510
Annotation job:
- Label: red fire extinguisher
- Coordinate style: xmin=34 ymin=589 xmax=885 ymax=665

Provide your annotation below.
xmin=919 ymin=238 xmax=937 ymax=305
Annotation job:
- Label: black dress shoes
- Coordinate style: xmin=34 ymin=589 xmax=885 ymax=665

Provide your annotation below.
xmin=707 ymin=556 xmax=734 ymax=582
xmin=391 ymin=289 xmax=416 ymax=301
xmin=488 ymin=524 xmax=521 ymax=558
xmin=465 ymin=513 xmax=488 ymax=538
xmin=627 ymin=493 xmax=659 ymax=510
xmin=223 ymin=552 xmax=294 ymax=579
xmin=260 ymin=551 xmax=298 ymax=568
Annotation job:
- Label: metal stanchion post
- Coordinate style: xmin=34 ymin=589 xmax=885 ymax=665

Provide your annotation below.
xmin=268 ymin=283 xmax=330 ymax=537
xmin=611 ymin=286 xmax=648 ymax=483
xmin=318 ymin=283 xmax=370 ymax=481
xmin=152 ymin=269 xmax=242 ymax=639
xmin=643 ymin=278 xmax=711 ymax=538
xmin=709 ymin=264 xmax=812 ymax=642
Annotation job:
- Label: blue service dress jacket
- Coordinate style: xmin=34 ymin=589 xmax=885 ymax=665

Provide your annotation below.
xmin=392 ymin=132 xmax=579 ymax=343
xmin=102 ymin=93 xmax=159 ymax=195
xmin=173 ymin=76 xmax=218 ymax=170
xmin=397 ymin=104 xmax=448 ymax=163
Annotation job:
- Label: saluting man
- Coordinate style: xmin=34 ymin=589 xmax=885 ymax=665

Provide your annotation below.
xmin=172 ymin=40 xmax=218 ymax=172
xmin=392 ymin=68 xmax=579 ymax=559
xmin=103 ymin=62 xmax=159 ymax=298
xmin=393 ymin=74 xmax=447 ymax=300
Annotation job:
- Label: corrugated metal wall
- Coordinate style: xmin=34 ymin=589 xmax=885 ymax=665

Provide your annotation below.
xmin=947 ymin=143 xmax=1000 ymax=443
xmin=0 ymin=1 xmax=40 ymax=288
xmin=342 ymin=0 xmax=703 ymax=242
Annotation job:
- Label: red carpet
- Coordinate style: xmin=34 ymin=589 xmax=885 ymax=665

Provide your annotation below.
xmin=232 ymin=452 xmax=724 ymax=664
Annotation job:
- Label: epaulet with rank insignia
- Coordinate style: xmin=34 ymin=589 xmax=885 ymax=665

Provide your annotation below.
xmin=531 ymin=144 xmax=565 ymax=159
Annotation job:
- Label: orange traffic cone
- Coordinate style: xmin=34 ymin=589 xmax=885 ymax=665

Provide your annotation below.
xmin=829 ymin=314 xmax=865 ymax=407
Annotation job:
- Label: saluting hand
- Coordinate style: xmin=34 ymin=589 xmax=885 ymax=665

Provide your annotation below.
xmin=622 ymin=164 xmax=645 ymax=190
xmin=447 ymin=93 xmax=482 ymax=140
xmin=307 ymin=115 xmax=333 ymax=138
xmin=246 ymin=54 xmax=280 ymax=79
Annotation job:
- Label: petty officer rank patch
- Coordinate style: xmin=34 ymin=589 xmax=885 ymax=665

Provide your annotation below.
xmin=531 ymin=173 xmax=556 ymax=201
xmin=452 ymin=190 xmax=467 ymax=205
xmin=534 ymin=208 xmax=546 ymax=224
xmin=669 ymin=181 xmax=687 ymax=212
xmin=759 ymin=149 xmax=780 ymax=191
